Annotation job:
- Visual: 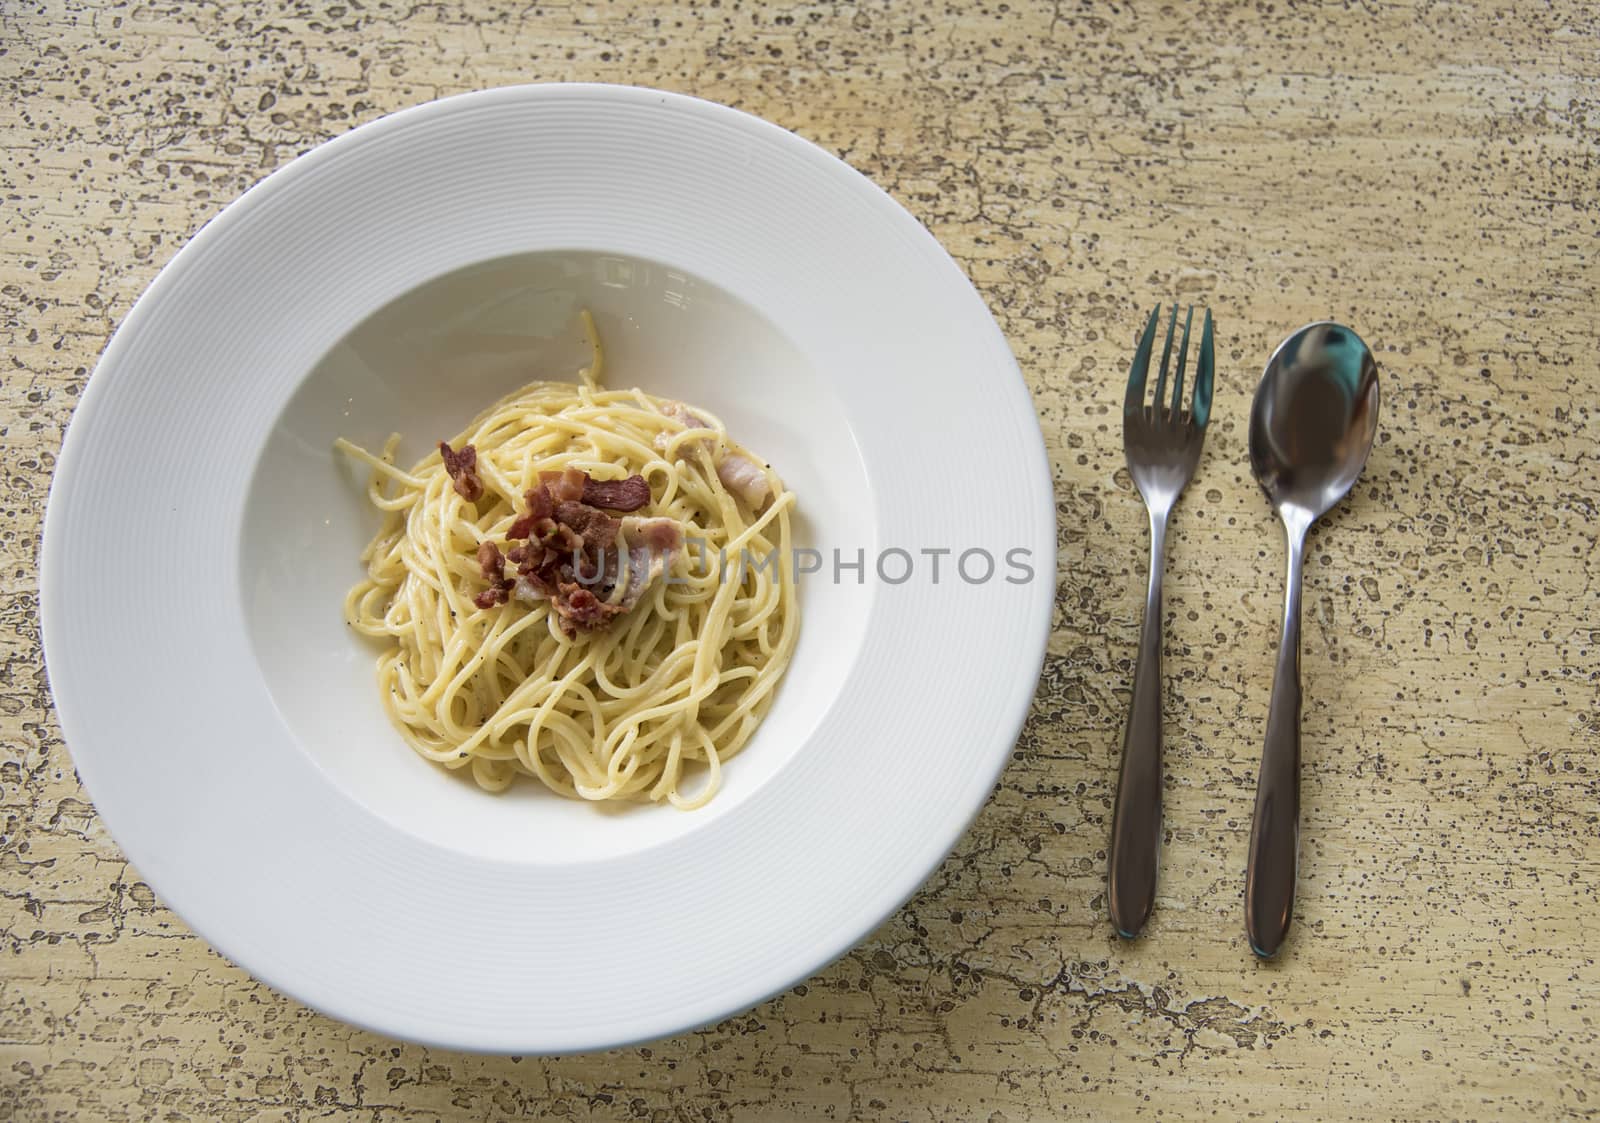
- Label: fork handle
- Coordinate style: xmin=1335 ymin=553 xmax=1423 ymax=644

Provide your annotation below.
xmin=1245 ymin=521 xmax=1306 ymax=957
xmin=1108 ymin=510 xmax=1168 ymax=938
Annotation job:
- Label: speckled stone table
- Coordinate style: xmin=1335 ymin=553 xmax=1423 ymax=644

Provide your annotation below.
xmin=4 ymin=1 xmax=1598 ymax=1119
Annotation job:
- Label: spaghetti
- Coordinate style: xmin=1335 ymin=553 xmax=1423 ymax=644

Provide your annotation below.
xmin=335 ymin=315 xmax=798 ymax=808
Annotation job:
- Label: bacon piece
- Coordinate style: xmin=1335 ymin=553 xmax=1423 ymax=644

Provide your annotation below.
xmin=516 ymin=576 xmax=623 ymax=637
xmin=485 ymin=476 xmax=689 ymax=634
xmin=513 ymin=561 xmax=555 ymax=599
xmin=471 ymin=541 xmax=514 ymax=609
xmin=539 ymin=468 xmax=588 ymax=503
xmin=525 ymin=484 xmax=554 ymax=520
xmin=653 ymin=401 xmax=713 ymax=453
xmin=572 ymin=550 xmax=601 ymax=583
xmin=650 ymin=403 xmax=770 ymax=510
xmin=477 ymin=541 xmax=506 ymax=584
xmin=555 ymin=583 xmax=625 ymax=632
xmin=439 ymin=442 xmax=484 ymax=502
xmin=554 ymin=500 xmax=621 ymax=552
xmin=537 ymin=517 xmax=584 ymax=555
xmin=473 ymin=585 xmax=510 ymax=609
xmin=622 ymin=515 xmax=683 ymax=556
xmin=581 ymin=473 xmax=651 ymax=512
xmin=716 ymin=452 xmax=771 ymax=511
xmin=512 ymin=543 xmax=548 ymax=576
xmin=609 ymin=516 xmax=685 ymax=612
xmin=506 ymin=485 xmax=554 ymax=540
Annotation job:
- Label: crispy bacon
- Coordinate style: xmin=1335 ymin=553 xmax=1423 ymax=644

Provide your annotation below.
xmin=512 ymin=543 xmax=548 ymax=577
xmin=512 ymin=566 xmax=556 ymax=603
xmin=439 ymin=442 xmax=484 ymax=502
xmin=506 ymin=487 xmax=551 ymax=540
xmin=473 ymin=585 xmax=510 ymax=609
xmin=539 ymin=468 xmax=587 ymax=503
xmin=581 ymin=473 xmax=651 ymax=512
xmin=472 ymin=459 xmax=688 ymax=634
xmin=554 ymin=500 xmax=621 ymax=551
xmin=525 ymin=484 xmax=554 ymax=521
xmin=477 ymin=541 xmax=506 ymax=584
xmin=472 ymin=541 xmax=513 ymax=609
xmin=555 ymin=583 xmax=625 ymax=632
xmin=537 ymin=517 xmax=584 ymax=554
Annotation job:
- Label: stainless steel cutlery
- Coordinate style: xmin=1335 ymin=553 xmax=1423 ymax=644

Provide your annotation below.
xmin=1243 ymin=323 xmax=1380 ymax=957
xmin=1107 ymin=305 xmax=1215 ymax=940
xmin=1107 ymin=311 xmax=1380 ymax=956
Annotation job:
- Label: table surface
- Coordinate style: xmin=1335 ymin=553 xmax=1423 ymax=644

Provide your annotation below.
xmin=4 ymin=1 xmax=1597 ymax=1119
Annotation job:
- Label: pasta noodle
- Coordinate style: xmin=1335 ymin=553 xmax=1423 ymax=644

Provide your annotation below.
xmin=335 ymin=314 xmax=798 ymax=809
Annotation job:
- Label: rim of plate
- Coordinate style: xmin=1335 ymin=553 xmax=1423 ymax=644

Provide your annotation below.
xmin=40 ymin=83 xmax=1055 ymax=1053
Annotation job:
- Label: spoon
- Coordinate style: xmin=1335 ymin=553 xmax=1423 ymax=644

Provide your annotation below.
xmin=1245 ymin=322 xmax=1380 ymax=958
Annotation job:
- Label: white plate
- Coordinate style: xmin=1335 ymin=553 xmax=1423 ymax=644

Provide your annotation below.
xmin=41 ymin=84 xmax=1054 ymax=1053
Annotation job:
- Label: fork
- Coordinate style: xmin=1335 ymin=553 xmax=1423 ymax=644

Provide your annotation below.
xmin=1107 ymin=304 xmax=1215 ymax=939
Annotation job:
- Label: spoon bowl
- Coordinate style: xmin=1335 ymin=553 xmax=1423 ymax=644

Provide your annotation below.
xmin=1244 ymin=322 xmax=1379 ymax=958
xmin=1249 ymin=323 xmax=1380 ymax=526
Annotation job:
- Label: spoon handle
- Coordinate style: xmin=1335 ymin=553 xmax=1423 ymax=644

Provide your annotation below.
xmin=1108 ymin=510 xmax=1167 ymax=938
xmin=1246 ymin=521 xmax=1306 ymax=957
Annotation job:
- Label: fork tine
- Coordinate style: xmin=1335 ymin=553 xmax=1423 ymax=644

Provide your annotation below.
xmin=1192 ymin=308 xmax=1216 ymax=428
xmin=1125 ymin=306 xmax=1160 ymax=412
xmin=1152 ymin=305 xmax=1178 ymax=414
xmin=1171 ymin=305 xmax=1194 ymax=414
